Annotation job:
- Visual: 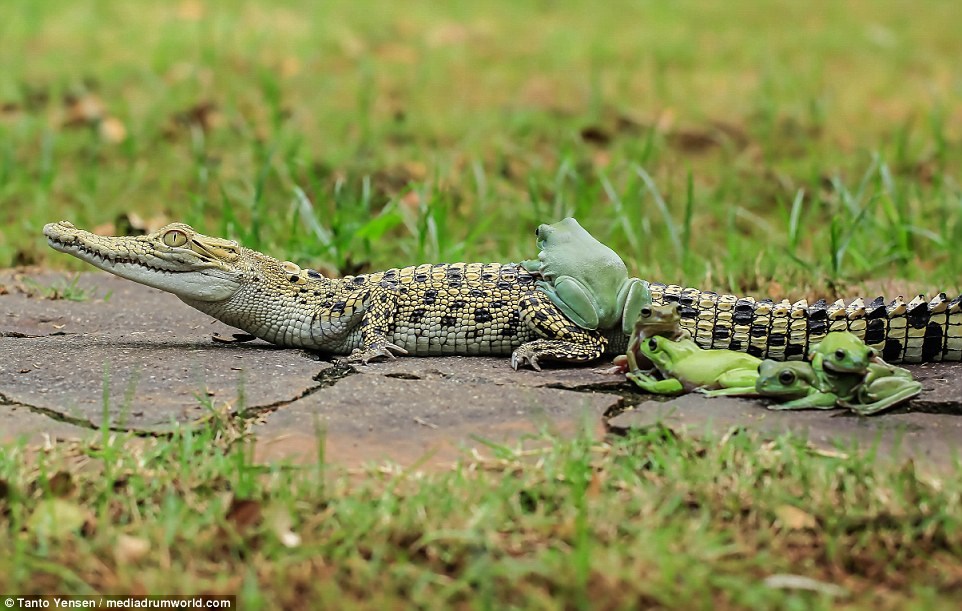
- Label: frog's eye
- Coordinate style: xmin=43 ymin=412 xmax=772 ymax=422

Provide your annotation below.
xmin=834 ymin=349 xmax=846 ymax=361
xmin=778 ymin=369 xmax=796 ymax=385
xmin=648 ymin=337 xmax=658 ymax=350
xmin=640 ymin=307 xmax=652 ymax=318
xmin=162 ymin=229 xmax=188 ymax=247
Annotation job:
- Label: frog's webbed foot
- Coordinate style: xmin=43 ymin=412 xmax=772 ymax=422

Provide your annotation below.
xmin=626 ymin=371 xmax=684 ymax=395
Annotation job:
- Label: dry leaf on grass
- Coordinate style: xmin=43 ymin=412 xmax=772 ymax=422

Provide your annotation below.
xmin=27 ymin=498 xmax=92 ymax=539
xmin=115 ymin=534 xmax=151 ymax=564
xmin=774 ymin=504 xmax=817 ymax=530
xmin=266 ymin=506 xmax=302 ymax=548
xmin=225 ymin=497 xmax=263 ymax=532
xmin=47 ymin=471 xmax=76 ymax=497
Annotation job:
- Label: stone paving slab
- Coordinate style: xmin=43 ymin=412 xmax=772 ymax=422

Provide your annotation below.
xmin=253 ymin=374 xmax=619 ymax=466
xmin=1 ymin=404 xmax=97 ymax=445
xmin=1 ymin=270 xmax=328 ymax=432
xmin=355 ymin=355 xmax=625 ymax=390
xmin=608 ymin=397 xmax=962 ymax=468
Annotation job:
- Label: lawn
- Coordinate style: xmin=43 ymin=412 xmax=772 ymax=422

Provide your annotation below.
xmin=2 ymin=0 xmax=962 ymax=607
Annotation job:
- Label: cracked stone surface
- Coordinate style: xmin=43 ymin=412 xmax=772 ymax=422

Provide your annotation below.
xmin=1 ymin=271 xmax=327 ymax=432
xmin=608 ymin=397 xmax=962 ymax=469
xmin=4 ymin=270 xmax=962 ymax=469
xmin=253 ymin=374 xmax=619 ymax=466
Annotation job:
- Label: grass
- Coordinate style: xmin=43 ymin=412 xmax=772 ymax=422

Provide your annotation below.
xmin=2 ymin=424 xmax=962 ymax=608
xmin=1 ymin=1 xmax=960 ymax=295
xmin=3 ymin=0 xmax=962 ymax=606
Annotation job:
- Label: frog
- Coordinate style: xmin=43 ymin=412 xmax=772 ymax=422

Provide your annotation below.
xmin=755 ymin=333 xmax=922 ymax=415
xmin=836 ymin=359 xmax=922 ymax=415
xmin=625 ymin=334 xmax=762 ymax=397
xmin=755 ymin=360 xmax=840 ymax=409
xmin=609 ymin=302 xmax=692 ymax=374
xmin=520 ymin=217 xmax=650 ymax=335
xmin=807 ymin=331 xmax=875 ymax=399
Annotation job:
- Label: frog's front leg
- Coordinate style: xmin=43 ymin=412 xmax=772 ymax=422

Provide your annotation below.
xmin=697 ymin=368 xmax=760 ymax=397
xmin=839 ymin=378 xmax=922 ymax=416
xmin=626 ymin=371 xmax=684 ymax=395
xmin=519 ymin=259 xmax=542 ymax=274
xmin=536 ymin=276 xmax=600 ymax=330
xmin=767 ymin=391 xmax=840 ymax=410
xmin=616 ymin=278 xmax=651 ymax=335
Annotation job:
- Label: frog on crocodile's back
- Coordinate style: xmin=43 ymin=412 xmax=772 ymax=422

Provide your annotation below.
xmin=520 ymin=217 xmax=649 ymax=335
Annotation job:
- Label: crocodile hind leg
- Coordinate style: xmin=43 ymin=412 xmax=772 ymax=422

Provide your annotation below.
xmin=510 ymin=293 xmax=607 ymax=371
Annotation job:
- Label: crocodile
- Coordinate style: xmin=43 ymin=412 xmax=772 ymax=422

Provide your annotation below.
xmin=43 ymin=220 xmax=962 ymax=367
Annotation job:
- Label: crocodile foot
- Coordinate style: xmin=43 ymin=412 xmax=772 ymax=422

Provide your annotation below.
xmin=510 ymin=348 xmax=543 ymax=371
xmin=343 ymin=341 xmax=409 ymax=365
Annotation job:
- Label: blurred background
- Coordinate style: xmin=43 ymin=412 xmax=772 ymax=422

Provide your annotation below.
xmin=1 ymin=0 xmax=960 ymax=294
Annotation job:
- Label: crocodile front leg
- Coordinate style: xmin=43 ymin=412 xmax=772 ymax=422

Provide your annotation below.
xmin=338 ymin=284 xmax=410 ymax=364
xmin=510 ymin=293 xmax=608 ymax=370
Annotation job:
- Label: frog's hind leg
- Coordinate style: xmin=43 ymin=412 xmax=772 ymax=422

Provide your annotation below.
xmin=767 ymin=392 xmax=839 ymax=410
xmin=698 ymin=385 xmax=759 ymax=397
xmin=697 ymin=368 xmax=760 ymax=397
xmin=839 ymin=381 xmax=923 ymax=416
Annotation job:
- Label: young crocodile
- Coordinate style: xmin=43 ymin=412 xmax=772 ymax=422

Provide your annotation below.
xmin=44 ymin=221 xmax=962 ymax=367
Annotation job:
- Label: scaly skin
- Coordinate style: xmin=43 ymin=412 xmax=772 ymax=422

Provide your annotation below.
xmin=44 ymin=221 xmax=623 ymax=370
xmin=43 ymin=221 xmax=962 ymax=368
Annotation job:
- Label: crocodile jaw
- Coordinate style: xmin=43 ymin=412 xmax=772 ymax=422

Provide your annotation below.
xmin=44 ymin=221 xmax=242 ymax=302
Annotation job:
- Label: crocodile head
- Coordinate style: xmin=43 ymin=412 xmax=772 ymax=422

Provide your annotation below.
xmin=44 ymin=221 xmax=244 ymax=301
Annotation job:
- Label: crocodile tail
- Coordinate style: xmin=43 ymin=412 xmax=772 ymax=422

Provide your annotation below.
xmin=648 ymin=283 xmax=962 ymax=363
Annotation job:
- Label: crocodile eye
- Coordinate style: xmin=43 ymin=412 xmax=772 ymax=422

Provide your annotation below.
xmin=778 ymin=370 xmax=796 ymax=385
xmin=834 ymin=349 xmax=846 ymax=361
xmin=162 ymin=230 xmax=188 ymax=247
xmin=648 ymin=337 xmax=658 ymax=350
xmin=640 ymin=307 xmax=651 ymax=318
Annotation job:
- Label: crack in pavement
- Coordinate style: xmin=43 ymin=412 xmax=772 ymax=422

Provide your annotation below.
xmin=237 ymin=361 xmax=357 ymax=420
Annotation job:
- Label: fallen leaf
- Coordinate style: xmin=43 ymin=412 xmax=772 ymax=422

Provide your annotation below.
xmin=580 ymin=126 xmax=611 ymax=146
xmin=64 ymin=93 xmax=105 ymax=126
xmin=99 ymin=116 xmax=127 ymax=143
xmin=774 ymin=504 xmax=816 ymax=530
xmin=176 ymin=0 xmax=204 ymax=20
xmin=115 ymin=534 xmax=151 ymax=564
xmin=27 ymin=498 xmax=90 ymax=539
xmin=47 ymin=471 xmax=75 ymax=497
xmin=266 ymin=506 xmax=301 ymax=548
xmin=763 ymin=574 xmax=848 ymax=597
xmin=226 ymin=497 xmax=263 ymax=532
xmin=279 ymin=57 xmax=301 ymax=78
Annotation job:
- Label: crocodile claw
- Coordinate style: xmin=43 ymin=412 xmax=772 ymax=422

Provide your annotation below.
xmin=346 ymin=341 xmax=410 ymax=365
xmin=510 ymin=349 xmax=542 ymax=372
